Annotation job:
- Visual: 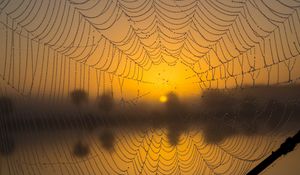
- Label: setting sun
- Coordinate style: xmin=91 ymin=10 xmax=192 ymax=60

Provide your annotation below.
xmin=159 ymin=95 xmax=168 ymax=103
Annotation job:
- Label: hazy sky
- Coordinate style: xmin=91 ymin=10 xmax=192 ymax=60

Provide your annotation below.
xmin=1 ymin=0 xmax=300 ymax=100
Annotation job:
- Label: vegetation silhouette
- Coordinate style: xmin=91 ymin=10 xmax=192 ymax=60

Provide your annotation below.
xmin=264 ymin=99 xmax=286 ymax=131
xmin=238 ymin=97 xmax=259 ymax=136
xmin=0 ymin=96 xmax=13 ymax=116
xmin=165 ymin=92 xmax=187 ymax=145
xmin=70 ymin=89 xmax=88 ymax=107
xmin=0 ymin=96 xmax=15 ymax=156
xmin=239 ymin=97 xmax=257 ymax=120
xmin=201 ymin=90 xmax=237 ymax=118
xmin=0 ymin=135 xmax=15 ymax=156
xmin=202 ymin=122 xmax=236 ymax=144
xmin=0 ymin=85 xmax=299 ymax=150
xmin=198 ymin=85 xmax=300 ymax=143
xmin=70 ymin=90 xmax=91 ymax=157
xmin=97 ymin=92 xmax=115 ymax=113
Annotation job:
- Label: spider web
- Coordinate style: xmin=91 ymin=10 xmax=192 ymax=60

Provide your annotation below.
xmin=0 ymin=0 xmax=300 ymax=174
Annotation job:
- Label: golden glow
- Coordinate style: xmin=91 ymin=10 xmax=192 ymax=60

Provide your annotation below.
xmin=142 ymin=61 xmax=200 ymax=101
xmin=159 ymin=95 xmax=168 ymax=103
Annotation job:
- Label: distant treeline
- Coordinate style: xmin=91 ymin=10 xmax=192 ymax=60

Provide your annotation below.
xmin=1 ymin=85 xmax=300 ymax=156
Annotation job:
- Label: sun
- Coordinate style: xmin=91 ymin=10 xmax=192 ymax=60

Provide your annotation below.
xmin=159 ymin=95 xmax=168 ymax=103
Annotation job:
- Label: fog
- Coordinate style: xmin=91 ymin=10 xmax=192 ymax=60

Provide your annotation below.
xmin=1 ymin=85 xmax=300 ymax=157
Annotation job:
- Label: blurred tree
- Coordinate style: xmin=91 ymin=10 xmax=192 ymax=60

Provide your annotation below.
xmin=201 ymin=90 xmax=236 ymax=117
xmin=0 ymin=96 xmax=15 ymax=156
xmin=0 ymin=96 xmax=13 ymax=116
xmin=97 ymin=92 xmax=115 ymax=113
xmin=70 ymin=89 xmax=88 ymax=107
xmin=165 ymin=92 xmax=186 ymax=146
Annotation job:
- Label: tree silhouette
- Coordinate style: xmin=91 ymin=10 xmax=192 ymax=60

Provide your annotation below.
xmin=165 ymin=92 xmax=186 ymax=146
xmin=70 ymin=90 xmax=90 ymax=157
xmin=0 ymin=96 xmax=15 ymax=156
xmin=0 ymin=96 xmax=13 ymax=116
xmin=201 ymin=90 xmax=236 ymax=117
xmin=238 ymin=97 xmax=259 ymax=135
xmin=265 ymin=99 xmax=285 ymax=131
xmin=70 ymin=89 xmax=88 ymax=107
xmin=203 ymin=120 xmax=236 ymax=144
xmin=0 ymin=135 xmax=15 ymax=156
xmin=239 ymin=97 xmax=257 ymax=119
xmin=97 ymin=92 xmax=115 ymax=113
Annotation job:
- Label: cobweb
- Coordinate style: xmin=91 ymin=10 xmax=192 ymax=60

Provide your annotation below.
xmin=0 ymin=0 xmax=300 ymax=174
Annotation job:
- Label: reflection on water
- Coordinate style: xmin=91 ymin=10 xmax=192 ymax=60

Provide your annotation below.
xmin=73 ymin=141 xmax=90 ymax=158
xmin=0 ymin=134 xmax=15 ymax=156
xmin=1 ymin=85 xmax=300 ymax=174
xmin=99 ymin=129 xmax=115 ymax=151
xmin=0 ymin=129 xmax=292 ymax=175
